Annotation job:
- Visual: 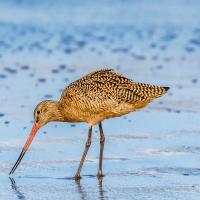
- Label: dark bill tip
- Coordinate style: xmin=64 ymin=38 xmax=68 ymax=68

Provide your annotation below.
xmin=9 ymin=151 xmax=25 ymax=175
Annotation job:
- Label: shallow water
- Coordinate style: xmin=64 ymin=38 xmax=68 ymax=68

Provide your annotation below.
xmin=0 ymin=0 xmax=200 ymax=199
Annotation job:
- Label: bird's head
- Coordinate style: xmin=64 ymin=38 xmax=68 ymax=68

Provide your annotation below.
xmin=34 ymin=100 xmax=60 ymax=128
xmin=9 ymin=100 xmax=62 ymax=175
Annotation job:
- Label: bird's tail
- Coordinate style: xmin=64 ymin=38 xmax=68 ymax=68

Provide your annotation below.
xmin=134 ymin=83 xmax=170 ymax=100
xmin=153 ymin=86 xmax=170 ymax=98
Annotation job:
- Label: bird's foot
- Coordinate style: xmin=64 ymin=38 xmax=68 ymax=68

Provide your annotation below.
xmin=98 ymin=170 xmax=104 ymax=180
xmin=75 ymin=174 xmax=81 ymax=181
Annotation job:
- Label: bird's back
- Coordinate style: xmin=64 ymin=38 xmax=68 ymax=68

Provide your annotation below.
xmin=60 ymin=69 xmax=169 ymax=125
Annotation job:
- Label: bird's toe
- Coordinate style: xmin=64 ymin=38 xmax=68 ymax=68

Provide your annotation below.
xmin=75 ymin=174 xmax=82 ymax=180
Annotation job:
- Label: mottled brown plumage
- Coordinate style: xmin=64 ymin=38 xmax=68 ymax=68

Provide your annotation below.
xmin=58 ymin=68 xmax=169 ymax=125
xmin=10 ymin=68 xmax=169 ymax=179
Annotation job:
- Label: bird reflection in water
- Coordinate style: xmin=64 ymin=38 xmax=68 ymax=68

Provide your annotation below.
xmin=10 ymin=176 xmax=105 ymax=200
xmin=75 ymin=178 xmax=105 ymax=200
xmin=9 ymin=178 xmax=26 ymax=200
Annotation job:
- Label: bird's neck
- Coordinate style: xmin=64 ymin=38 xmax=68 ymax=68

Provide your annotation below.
xmin=47 ymin=101 xmax=65 ymax=122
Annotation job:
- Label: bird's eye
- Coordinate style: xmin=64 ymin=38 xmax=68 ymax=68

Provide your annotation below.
xmin=37 ymin=110 xmax=41 ymax=114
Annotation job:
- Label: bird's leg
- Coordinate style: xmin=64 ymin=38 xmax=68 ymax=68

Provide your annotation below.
xmin=98 ymin=122 xmax=105 ymax=179
xmin=75 ymin=126 xmax=92 ymax=180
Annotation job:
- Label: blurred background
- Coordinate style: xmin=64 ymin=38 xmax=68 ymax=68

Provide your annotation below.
xmin=0 ymin=0 xmax=200 ymax=199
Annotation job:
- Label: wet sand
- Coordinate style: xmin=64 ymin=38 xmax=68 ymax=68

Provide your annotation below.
xmin=0 ymin=0 xmax=200 ymax=199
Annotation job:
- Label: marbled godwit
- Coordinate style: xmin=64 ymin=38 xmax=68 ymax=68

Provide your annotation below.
xmin=9 ymin=69 xmax=169 ymax=179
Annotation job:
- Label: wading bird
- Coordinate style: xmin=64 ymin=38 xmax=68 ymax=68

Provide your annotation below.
xmin=9 ymin=69 xmax=169 ymax=179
